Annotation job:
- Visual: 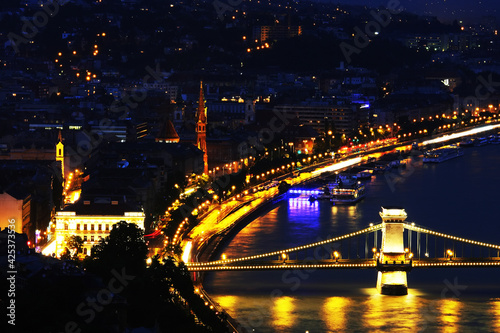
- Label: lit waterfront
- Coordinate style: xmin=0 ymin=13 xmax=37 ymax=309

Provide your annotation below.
xmin=205 ymin=144 xmax=500 ymax=332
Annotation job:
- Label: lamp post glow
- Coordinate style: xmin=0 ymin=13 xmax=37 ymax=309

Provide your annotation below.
xmin=447 ymin=249 xmax=453 ymax=260
xmin=281 ymin=253 xmax=287 ymax=263
xmin=333 ymin=251 xmax=340 ymax=262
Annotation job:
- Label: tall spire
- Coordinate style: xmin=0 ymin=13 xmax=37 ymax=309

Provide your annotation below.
xmin=56 ymin=130 xmax=65 ymax=180
xmin=196 ymin=81 xmax=208 ymax=175
xmin=197 ymin=81 xmax=207 ymax=123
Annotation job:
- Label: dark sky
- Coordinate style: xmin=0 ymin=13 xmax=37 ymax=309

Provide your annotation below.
xmin=327 ymin=0 xmax=500 ymax=23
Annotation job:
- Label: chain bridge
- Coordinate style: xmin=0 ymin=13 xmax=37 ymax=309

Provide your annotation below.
xmin=186 ymin=207 xmax=500 ymax=295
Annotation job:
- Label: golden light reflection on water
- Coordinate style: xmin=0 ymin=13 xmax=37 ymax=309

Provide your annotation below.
xmin=439 ymin=298 xmax=462 ymax=333
xmin=362 ymin=290 xmax=422 ymax=332
xmin=322 ymin=297 xmax=351 ymax=331
xmin=272 ymin=296 xmax=296 ymax=329
xmin=490 ymin=299 xmax=500 ymax=331
xmin=347 ymin=206 xmax=356 ymax=217
xmin=215 ymin=295 xmax=239 ymax=314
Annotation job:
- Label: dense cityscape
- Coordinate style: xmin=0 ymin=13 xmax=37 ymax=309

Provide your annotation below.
xmin=1 ymin=0 xmax=500 ymax=332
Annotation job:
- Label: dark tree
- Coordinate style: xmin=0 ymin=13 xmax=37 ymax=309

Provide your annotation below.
xmin=87 ymin=221 xmax=148 ymax=279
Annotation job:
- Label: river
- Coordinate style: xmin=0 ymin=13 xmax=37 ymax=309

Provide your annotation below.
xmin=204 ymin=144 xmax=500 ymax=332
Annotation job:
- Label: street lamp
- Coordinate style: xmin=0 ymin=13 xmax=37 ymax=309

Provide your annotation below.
xmin=447 ymin=249 xmax=453 ymax=260
xmin=333 ymin=251 xmax=340 ymax=262
xmin=281 ymin=252 xmax=287 ymax=263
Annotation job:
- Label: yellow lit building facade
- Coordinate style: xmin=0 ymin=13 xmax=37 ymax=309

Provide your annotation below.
xmin=54 ymin=203 xmax=145 ymax=257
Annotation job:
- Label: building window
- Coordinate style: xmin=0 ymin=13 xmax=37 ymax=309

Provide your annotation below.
xmin=76 ymin=224 xmax=80 ymax=230
xmin=91 ymin=224 xmax=95 ymax=231
xmin=84 ymin=236 xmax=87 ymax=242
xmin=64 ymin=223 xmax=68 ymax=230
xmin=83 ymin=248 xmax=87 ymax=255
xmin=84 ymin=224 xmax=87 ymax=230
xmin=105 ymin=224 xmax=109 ymax=231
xmin=91 ymin=236 xmax=94 ymax=242
xmin=98 ymin=224 xmax=102 ymax=231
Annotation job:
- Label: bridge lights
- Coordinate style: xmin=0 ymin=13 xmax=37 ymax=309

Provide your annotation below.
xmin=333 ymin=251 xmax=340 ymax=262
xmin=221 ymin=253 xmax=227 ymax=261
xmin=281 ymin=253 xmax=288 ymax=263
xmin=447 ymin=249 xmax=454 ymax=260
xmin=408 ymin=253 xmax=414 ymax=259
xmin=372 ymin=247 xmax=378 ymax=259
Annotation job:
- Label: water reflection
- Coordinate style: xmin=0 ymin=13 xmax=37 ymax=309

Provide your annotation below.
xmin=439 ymin=298 xmax=462 ymax=333
xmin=207 ymin=146 xmax=500 ymax=332
xmin=347 ymin=205 xmax=356 ymax=217
xmin=322 ymin=297 xmax=351 ymax=331
xmin=490 ymin=299 xmax=500 ymax=331
xmin=288 ymin=196 xmax=319 ymax=211
xmin=216 ymin=295 xmax=239 ymax=313
xmin=272 ymin=296 xmax=296 ymax=330
xmin=363 ymin=293 xmax=422 ymax=332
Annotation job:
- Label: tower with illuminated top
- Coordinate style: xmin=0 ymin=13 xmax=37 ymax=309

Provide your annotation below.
xmin=56 ymin=130 xmax=65 ymax=180
xmin=376 ymin=206 xmax=411 ymax=295
xmin=196 ymin=81 xmax=208 ymax=175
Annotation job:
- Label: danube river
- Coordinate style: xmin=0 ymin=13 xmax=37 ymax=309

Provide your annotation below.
xmin=204 ymin=144 xmax=500 ymax=332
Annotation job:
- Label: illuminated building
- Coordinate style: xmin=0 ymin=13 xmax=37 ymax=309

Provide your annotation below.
xmin=253 ymin=25 xmax=302 ymax=42
xmin=56 ymin=130 xmax=65 ymax=179
xmin=273 ymin=104 xmax=357 ymax=136
xmin=54 ymin=197 xmax=145 ymax=257
xmin=0 ymin=190 xmax=31 ymax=236
xmin=196 ymin=81 xmax=208 ymax=175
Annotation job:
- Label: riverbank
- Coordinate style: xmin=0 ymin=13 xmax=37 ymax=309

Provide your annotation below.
xmin=186 ymin=122 xmax=500 ymax=332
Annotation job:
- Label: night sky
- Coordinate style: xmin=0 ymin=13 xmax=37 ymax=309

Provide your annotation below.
xmin=325 ymin=0 xmax=500 ymax=23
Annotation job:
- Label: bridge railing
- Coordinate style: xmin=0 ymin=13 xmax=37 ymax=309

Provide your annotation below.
xmin=186 ymin=223 xmax=384 ymax=267
xmin=403 ymin=223 xmax=500 ymax=260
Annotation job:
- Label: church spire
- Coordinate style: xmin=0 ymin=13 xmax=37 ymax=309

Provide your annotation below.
xmin=56 ymin=130 xmax=65 ymax=180
xmin=196 ymin=81 xmax=208 ymax=175
xmin=197 ymin=81 xmax=207 ymax=123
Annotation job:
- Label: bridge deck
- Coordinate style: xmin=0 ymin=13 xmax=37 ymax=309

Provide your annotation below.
xmin=187 ymin=257 xmax=500 ymax=271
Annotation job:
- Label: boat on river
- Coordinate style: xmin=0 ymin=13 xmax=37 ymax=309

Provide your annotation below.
xmin=309 ymin=177 xmax=365 ymax=204
xmin=423 ymin=145 xmax=464 ymax=163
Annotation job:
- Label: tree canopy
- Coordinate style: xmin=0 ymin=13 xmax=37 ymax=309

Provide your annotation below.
xmin=87 ymin=221 xmax=148 ymax=279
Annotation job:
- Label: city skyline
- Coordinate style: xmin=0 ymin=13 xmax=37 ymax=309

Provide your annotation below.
xmin=319 ymin=0 xmax=500 ymax=22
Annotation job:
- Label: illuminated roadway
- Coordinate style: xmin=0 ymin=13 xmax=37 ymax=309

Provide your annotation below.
xmin=181 ymin=123 xmax=500 ymax=267
xmin=186 ymin=222 xmax=500 ymax=271
xmin=185 ymin=259 xmax=500 ymax=272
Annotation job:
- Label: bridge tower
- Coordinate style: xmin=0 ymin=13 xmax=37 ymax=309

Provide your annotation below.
xmin=376 ymin=207 xmax=411 ymax=295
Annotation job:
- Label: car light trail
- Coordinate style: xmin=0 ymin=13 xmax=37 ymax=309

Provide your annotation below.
xmin=311 ymin=157 xmax=363 ymax=177
xmin=182 ymin=240 xmax=192 ymax=262
xmin=422 ymin=124 xmax=500 ymax=145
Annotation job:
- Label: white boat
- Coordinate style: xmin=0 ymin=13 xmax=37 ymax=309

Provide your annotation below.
xmin=309 ymin=175 xmax=366 ymax=204
xmin=423 ymin=145 xmax=464 ymax=163
xmin=331 ymin=179 xmax=366 ymax=204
